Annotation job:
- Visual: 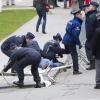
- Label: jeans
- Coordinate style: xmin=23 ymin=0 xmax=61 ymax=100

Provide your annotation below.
xmin=36 ymin=10 xmax=46 ymax=33
xmin=39 ymin=58 xmax=63 ymax=68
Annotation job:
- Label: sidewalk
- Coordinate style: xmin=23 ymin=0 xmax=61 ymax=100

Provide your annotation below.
xmin=0 ymin=4 xmax=99 ymax=100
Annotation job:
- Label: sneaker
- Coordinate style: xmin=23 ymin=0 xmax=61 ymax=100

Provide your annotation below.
xmin=94 ymin=85 xmax=100 ymax=89
xmin=73 ymin=71 xmax=82 ymax=75
xmin=13 ymin=81 xmax=24 ymax=88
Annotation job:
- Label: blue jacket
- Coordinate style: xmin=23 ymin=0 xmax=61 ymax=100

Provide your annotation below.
xmin=62 ymin=17 xmax=82 ymax=45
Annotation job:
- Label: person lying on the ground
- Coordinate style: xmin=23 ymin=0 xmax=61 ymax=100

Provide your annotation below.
xmin=39 ymin=58 xmax=64 ymax=69
xmin=42 ymin=33 xmax=65 ymax=62
xmin=1 ymin=47 xmax=43 ymax=88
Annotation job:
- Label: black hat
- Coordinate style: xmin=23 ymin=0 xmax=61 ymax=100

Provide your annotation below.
xmin=53 ymin=33 xmax=62 ymax=41
xmin=90 ymin=1 xmax=99 ymax=8
xmin=26 ymin=32 xmax=35 ymax=39
xmin=71 ymin=8 xmax=81 ymax=15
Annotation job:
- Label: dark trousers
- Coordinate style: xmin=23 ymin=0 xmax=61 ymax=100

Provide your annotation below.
xmin=85 ymin=40 xmax=95 ymax=66
xmin=36 ymin=9 xmax=46 ymax=33
xmin=1 ymin=45 xmax=11 ymax=57
xmin=95 ymin=59 xmax=100 ymax=85
xmin=65 ymin=43 xmax=79 ymax=71
xmin=14 ymin=55 xmax=41 ymax=83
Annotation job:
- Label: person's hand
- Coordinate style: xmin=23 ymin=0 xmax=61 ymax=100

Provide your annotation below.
xmin=79 ymin=44 xmax=82 ymax=49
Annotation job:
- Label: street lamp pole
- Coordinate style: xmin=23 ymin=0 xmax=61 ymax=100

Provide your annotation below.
xmin=0 ymin=0 xmax=2 ymax=12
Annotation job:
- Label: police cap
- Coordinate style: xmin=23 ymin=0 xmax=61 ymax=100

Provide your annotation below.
xmin=71 ymin=8 xmax=81 ymax=15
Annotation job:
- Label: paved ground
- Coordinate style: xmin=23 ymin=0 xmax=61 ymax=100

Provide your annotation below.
xmin=0 ymin=1 xmax=100 ymax=100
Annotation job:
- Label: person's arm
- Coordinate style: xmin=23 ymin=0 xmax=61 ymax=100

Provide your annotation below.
xmin=92 ymin=28 xmax=100 ymax=56
xmin=72 ymin=23 xmax=81 ymax=46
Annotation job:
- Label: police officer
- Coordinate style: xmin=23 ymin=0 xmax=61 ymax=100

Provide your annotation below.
xmin=1 ymin=32 xmax=35 ymax=73
xmin=62 ymin=8 xmax=83 ymax=75
xmin=85 ymin=2 xmax=99 ymax=70
xmin=2 ymin=47 xmax=42 ymax=88
xmin=1 ymin=32 xmax=35 ymax=57
xmin=92 ymin=28 xmax=100 ymax=89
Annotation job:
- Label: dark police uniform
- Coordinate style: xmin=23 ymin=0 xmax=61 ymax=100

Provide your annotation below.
xmin=3 ymin=48 xmax=41 ymax=86
xmin=1 ymin=32 xmax=35 ymax=73
xmin=62 ymin=9 xmax=82 ymax=74
xmin=27 ymin=40 xmax=42 ymax=53
xmin=85 ymin=2 xmax=99 ymax=70
xmin=1 ymin=35 xmax=23 ymax=57
xmin=1 ymin=32 xmax=35 ymax=57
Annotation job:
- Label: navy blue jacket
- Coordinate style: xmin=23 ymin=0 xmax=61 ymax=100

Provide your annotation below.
xmin=10 ymin=48 xmax=41 ymax=62
xmin=62 ymin=17 xmax=82 ymax=45
xmin=1 ymin=35 xmax=26 ymax=50
xmin=27 ymin=40 xmax=41 ymax=53
xmin=42 ymin=40 xmax=62 ymax=62
xmin=85 ymin=10 xmax=97 ymax=42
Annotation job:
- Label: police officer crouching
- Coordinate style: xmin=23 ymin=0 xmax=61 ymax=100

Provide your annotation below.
xmin=2 ymin=46 xmax=43 ymax=88
xmin=62 ymin=8 xmax=83 ymax=75
xmin=1 ymin=32 xmax=35 ymax=73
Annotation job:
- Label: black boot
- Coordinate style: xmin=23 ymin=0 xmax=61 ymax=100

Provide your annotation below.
xmin=86 ymin=66 xmax=95 ymax=70
xmin=34 ymin=82 xmax=45 ymax=88
xmin=86 ymin=60 xmax=95 ymax=70
xmin=73 ymin=71 xmax=82 ymax=75
xmin=94 ymin=85 xmax=100 ymax=89
xmin=13 ymin=81 xmax=24 ymax=88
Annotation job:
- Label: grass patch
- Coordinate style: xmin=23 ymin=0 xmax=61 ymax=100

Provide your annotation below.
xmin=0 ymin=9 xmax=37 ymax=41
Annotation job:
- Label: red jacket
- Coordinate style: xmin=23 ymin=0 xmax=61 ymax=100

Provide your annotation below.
xmin=85 ymin=0 xmax=90 ymax=5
